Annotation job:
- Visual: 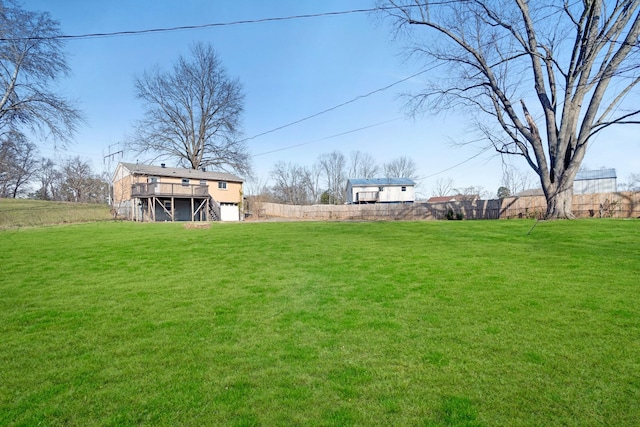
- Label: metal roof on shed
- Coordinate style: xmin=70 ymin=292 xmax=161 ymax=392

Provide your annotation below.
xmin=348 ymin=178 xmax=416 ymax=186
xmin=120 ymin=162 xmax=243 ymax=182
xmin=575 ymin=168 xmax=616 ymax=181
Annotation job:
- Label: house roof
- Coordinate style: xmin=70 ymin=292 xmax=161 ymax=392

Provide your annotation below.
xmin=348 ymin=178 xmax=416 ymax=186
xmin=427 ymin=196 xmax=456 ymax=203
xmin=119 ymin=162 xmax=243 ymax=182
xmin=575 ymin=168 xmax=616 ymax=181
xmin=514 ymin=188 xmax=544 ymax=197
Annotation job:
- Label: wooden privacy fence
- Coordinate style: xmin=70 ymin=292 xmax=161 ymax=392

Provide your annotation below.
xmin=257 ymin=192 xmax=640 ymax=221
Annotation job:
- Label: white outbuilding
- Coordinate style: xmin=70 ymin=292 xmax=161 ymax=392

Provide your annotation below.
xmin=573 ymin=168 xmax=617 ymax=194
xmin=346 ymin=178 xmax=416 ymax=204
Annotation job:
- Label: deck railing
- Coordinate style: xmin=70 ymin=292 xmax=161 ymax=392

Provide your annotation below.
xmin=356 ymin=191 xmax=379 ymax=203
xmin=132 ymin=182 xmax=209 ymax=197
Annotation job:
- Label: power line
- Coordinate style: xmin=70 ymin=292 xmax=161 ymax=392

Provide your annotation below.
xmin=244 ymin=67 xmax=437 ymax=142
xmin=241 ymin=1 xmax=576 ymax=153
xmin=51 ymin=10 xmax=377 ymax=40
xmin=252 ymin=117 xmax=403 ymax=157
xmin=0 ymin=2 xmax=479 ymax=42
xmin=0 ymin=4 xmax=437 ymax=41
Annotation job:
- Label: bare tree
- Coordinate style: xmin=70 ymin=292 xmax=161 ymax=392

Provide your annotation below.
xmin=33 ymin=158 xmax=60 ymax=200
xmin=382 ymin=1 xmax=640 ymax=218
xmin=349 ymin=150 xmax=380 ymax=178
xmin=501 ymin=163 xmax=536 ymax=196
xmin=318 ymin=151 xmax=347 ymax=204
xmin=432 ymin=177 xmax=455 ymax=197
xmin=0 ymin=138 xmax=12 ymax=195
xmin=455 ymin=185 xmax=489 ymax=201
xmin=0 ymin=135 xmax=39 ymax=197
xmin=0 ymin=1 xmax=81 ymax=143
xmin=270 ymin=161 xmax=310 ymax=205
xmin=59 ymin=157 xmax=108 ymax=203
xmin=244 ymin=176 xmax=270 ymax=198
xmin=622 ymin=173 xmax=640 ymax=191
xmin=301 ymin=163 xmax=322 ymax=204
xmin=130 ymin=42 xmax=249 ymax=175
xmin=243 ymin=176 xmax=271 ymax=218
xmin=383 ymin=156 xmax=418 ymax=179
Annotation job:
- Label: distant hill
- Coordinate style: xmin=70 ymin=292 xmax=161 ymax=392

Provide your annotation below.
xmin=0 ymin=199 xmax=113 ymax=228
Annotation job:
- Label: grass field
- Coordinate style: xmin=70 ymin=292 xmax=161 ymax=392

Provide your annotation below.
xmin=0 ymin=198 xmax=113 ymax=228
xmin=1 ymin=219 xmax=639 ymax=426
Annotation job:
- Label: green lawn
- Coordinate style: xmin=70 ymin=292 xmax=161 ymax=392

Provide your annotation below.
xmin=1 ymin=220 xmax=639 ymax=426
xmin=0 ymin=198 xmax=112 ymax=228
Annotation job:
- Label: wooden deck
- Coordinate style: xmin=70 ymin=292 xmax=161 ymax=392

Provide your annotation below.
xmin=356 ymin=191 xmax=379 ymax=203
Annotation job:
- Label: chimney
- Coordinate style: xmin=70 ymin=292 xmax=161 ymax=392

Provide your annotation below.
xmin=201 ymin=167 xmax=206 ymax=172
xmin=161 ymin=163 xmax=166 ymax=168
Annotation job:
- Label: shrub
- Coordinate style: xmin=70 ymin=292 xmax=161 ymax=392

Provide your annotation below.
xmin=446 ymin=208 xmax=455 ymax=220
xmin=445 ymin=208 xmax=464 ymax=220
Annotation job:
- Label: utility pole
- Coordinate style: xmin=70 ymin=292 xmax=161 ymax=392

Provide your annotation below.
xmin=103 ymin=143 xmax=123 ymax=205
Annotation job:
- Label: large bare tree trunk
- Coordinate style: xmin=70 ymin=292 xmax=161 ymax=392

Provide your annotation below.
xmin=545 ymin=186 xmax=574 ymax=220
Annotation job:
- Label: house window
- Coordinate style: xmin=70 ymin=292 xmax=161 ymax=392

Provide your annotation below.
xmin=378 ymin=186 xmax=384 ymax=192
xmin=218 ymin=181 xmax=227 ymax=190
xmin=401 ymin=186 xmax=407 ymax=192
xmin=163 ymin=200 xmax=172 ymax=211
xmin=148 ymin=176 xmax=158 ymax=183
xmin=182 ymin=178 xmax=190 ymax=186
xmin=199 ymin=180 xmax=207 ymax=185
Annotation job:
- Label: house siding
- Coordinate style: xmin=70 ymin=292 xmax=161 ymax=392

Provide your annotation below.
xmin=347 ymin=181 xmax=415 ymax=204
xmin=205 ymin=181 xmax=242 ymax=204
xmin=574 ymin=177 xmax=617 ymax=194
xmin=112 ymin=165 xmax=133 ymax=204
xmin=379 ymin=185 xmax=414 ymax=203
xmin=574 ymin=168 xmax=617 ymax=194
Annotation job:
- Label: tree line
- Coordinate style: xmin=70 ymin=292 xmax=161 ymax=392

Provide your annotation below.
xmin=0 ymin=137 xmax=108 ymax=203
xmin=258 ymin=150 xmax=418 ymax=205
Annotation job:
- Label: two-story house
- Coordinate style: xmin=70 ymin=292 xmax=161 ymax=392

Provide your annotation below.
xmin=112 ymin=162 xmax=243 ymax=222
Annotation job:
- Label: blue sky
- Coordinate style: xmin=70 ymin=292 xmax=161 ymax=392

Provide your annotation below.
xmin=23 ymin=0 xmax=640 ymax=197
